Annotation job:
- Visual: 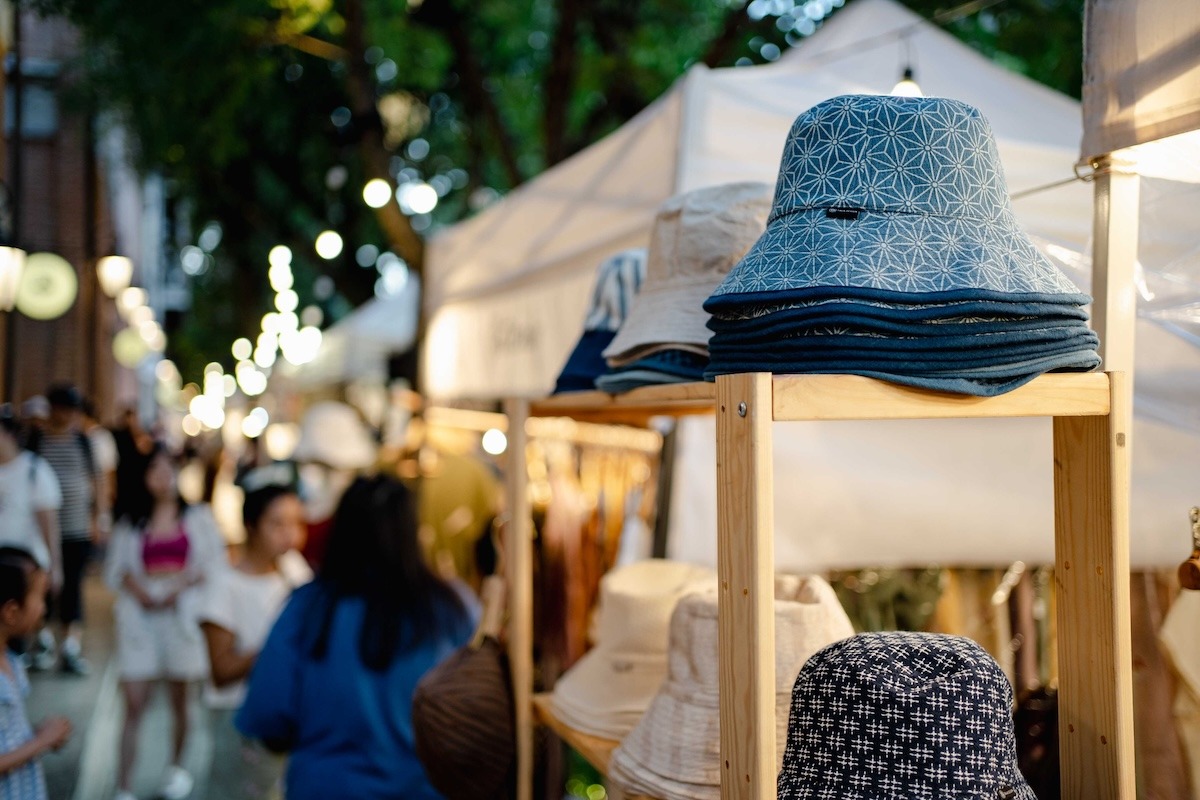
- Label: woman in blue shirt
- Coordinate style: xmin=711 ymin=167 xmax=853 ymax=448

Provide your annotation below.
xmin=236 ymin=476 xmax=474 ymax=799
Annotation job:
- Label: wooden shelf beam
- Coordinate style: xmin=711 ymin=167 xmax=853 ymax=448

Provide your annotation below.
xmin=531 ymin=382 xmax=716 ymax=422
xmin=529 ymin=373 xmax=1111 ymax=423
xmin=531 ymin=695 xmax=660 ymax=800
xmin=771 ymin=372 xmax=1111 ymax=421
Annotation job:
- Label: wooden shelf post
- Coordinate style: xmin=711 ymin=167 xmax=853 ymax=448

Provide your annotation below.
xmin=715 ymin=373 xmax=777 ymax=800
xmin=1052 ymin=371 xmax=1135 ymax=799
xmin=504 ymin=399 xmax=535 ymax=800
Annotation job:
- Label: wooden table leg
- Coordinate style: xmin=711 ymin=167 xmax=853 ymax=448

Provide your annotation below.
xmin=716 ymin=373 xmax=776 ymax=800
xmin=1052 ymin=372 xmax=1135 ymax=799
xmin=505 ymin=399 xmax=534 ymax=800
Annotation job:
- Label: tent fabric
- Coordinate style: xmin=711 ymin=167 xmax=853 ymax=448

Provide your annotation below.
xmin=1081 ymin=0 xmax=1200 ymax=162
xmin=669 ymin=318 xmax=1200 ymax=570
xmin=423 ymin=0 xmax=1200 ymax=567
xmin=423 ymin=0 xmax=1095 ymax=400
xmin=283 ymin=279 xmax=419 ymax=389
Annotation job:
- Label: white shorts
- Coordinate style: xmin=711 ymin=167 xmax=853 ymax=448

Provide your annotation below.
xmin=115 ymin=587 xmax=210 ymax=682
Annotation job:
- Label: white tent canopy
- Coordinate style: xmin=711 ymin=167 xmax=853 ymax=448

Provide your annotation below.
xmin=424 ymin=0 xmax=1095 ymax=400
xmin=426 ymin=0 xmax=1200 ymax=567
xmin=282 ymin=279 xmax=419 ymax=389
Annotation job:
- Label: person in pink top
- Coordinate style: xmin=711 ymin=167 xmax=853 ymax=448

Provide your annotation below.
xmin=104 ymin=444 xmax=224 ymax=800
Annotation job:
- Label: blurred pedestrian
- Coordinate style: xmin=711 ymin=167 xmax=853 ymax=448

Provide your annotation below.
xmin=17 ymin=397 xmax=49 ymax=443
xmin=105 ymin=445 xmax=224 ymax=800
xmin=291 ymin=402 xmax=377 ymax=570
xmin=27 ymin=384 xmax=108 ymax=675
xmin=0 ymin=546 xmax=72 ymax=800
xmin=111 ymin=408 xmax=153 ymax=525
xmin=0 ymin=405 xmax=62 ymax=671
xmin=81 ymin=399 xmax=119 ymax=517
xmin=236 ymin=475 xmax=474 ymax=800
xmin=198 ymin=469 xmax=312 ymax=799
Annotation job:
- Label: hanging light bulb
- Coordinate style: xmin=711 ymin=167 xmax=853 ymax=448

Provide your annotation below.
xmin=891 ymin=67 xmax=923 ymax=97
xmin=96 ymin=256 xmax=134 ymax=298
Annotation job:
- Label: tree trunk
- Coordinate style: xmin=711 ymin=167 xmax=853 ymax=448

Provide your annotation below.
xmin=343 ymin=0 xmax=425 ymax=273
xmin=543 ymin=0 xmax=581 ymax=166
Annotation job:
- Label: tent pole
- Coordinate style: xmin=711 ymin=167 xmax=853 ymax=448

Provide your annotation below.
xmin=1067 ymin=153 xmax=1138 ymax=798
xmin=1090 ymin=154 xmax=1139 ymax=373
xmin=504 ymin=399 xmax=534 ymax=800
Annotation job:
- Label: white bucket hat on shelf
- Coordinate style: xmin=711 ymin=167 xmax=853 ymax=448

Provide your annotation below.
xmin=550 ymin=559 xmax=716 ymax=740
xmin=608 ymin=575 xmax=854 ymax=800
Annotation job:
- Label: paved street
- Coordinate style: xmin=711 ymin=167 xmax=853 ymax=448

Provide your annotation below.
xmin=29 ymin=571 xmax=256 ymax=800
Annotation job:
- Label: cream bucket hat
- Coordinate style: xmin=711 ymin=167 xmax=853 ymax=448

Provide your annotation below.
xmin=608 ymin=575 xmax=853 ymax=800
xmin=550 ymin=559 xmax=716 ymax=740
xmin=602 ymin=182 xmax=772 ymax=367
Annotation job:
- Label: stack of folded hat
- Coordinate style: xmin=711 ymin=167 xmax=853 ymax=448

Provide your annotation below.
xmin=703 ymin=94 xmax=1100 ymax=398
xmin=596 ymin=182 xmax=772 ymax=393
xmin=608 ymin=575 xmax=854 ymax=800
xmin=550 ymin=559 xmax=716 ymax=740
xmin=553 ymin=248 xmax=648 ymax=394
xmin=778 ymin=631 xmax=1037 ymax=800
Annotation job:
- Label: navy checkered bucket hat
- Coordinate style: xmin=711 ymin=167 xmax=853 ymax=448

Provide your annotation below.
xmin=553 ymin=248 xmax=648 ymax=394
xmin=778 ymin=631 xmax=1036 ymax=800
xmin=705 ymin=95 xmax=1089 ymax=312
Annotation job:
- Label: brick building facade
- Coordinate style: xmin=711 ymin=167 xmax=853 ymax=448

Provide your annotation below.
xmin=0 ymin=5 xmax=121 ymax=419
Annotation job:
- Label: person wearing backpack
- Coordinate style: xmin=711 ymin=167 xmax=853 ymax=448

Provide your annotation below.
xmin=28 ymin=385 xmax=109 ymax=676
xmin=0 ymin=404 xmax=62 ymax=659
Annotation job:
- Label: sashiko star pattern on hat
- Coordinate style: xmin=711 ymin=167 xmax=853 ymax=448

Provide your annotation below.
xmin=704 ymin=95 xmax=1099 ymax=397
xmin=778 ymin=631 xmax=1037 ymax=800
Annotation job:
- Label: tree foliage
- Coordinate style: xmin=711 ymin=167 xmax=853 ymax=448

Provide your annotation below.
xmin=33 ymin=0 xmax=1083 ymax=382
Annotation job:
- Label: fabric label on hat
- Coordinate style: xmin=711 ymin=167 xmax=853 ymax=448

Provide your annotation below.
xmin=825 ymin=207 xmax=861 ymax=220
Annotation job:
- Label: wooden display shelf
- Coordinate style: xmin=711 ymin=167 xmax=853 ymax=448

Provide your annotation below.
xmin=531 ymin=381 xmax=716 ymax=423
xmin=529 ymin=372 xmax=1110 ymax=425
xmin=510 ymin=370 xmax=1133 ymax=800
xmin=771 ymin=372 xmax=1111 ymax=420
xmin=531 ymin=694 xmax=659 ymax=800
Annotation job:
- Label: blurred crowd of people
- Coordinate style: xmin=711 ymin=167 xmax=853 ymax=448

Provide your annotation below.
xmin=0 ymin=390 xmax=494 ymax=800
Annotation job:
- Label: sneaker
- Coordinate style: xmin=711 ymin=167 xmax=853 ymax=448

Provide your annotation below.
xmin=30 ymin=649 xmax=57 ymax=672
xmin=158 ymin=765 xmax=194 ymax=800
xmin=29 ymin=630 xmax=55 ymax=672
xmin=59 ymin=649 xmax=90 ymax=677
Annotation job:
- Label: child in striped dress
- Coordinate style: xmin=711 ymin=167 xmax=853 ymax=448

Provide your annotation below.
xmin=0 ymin=547 xmax=71 ymax=800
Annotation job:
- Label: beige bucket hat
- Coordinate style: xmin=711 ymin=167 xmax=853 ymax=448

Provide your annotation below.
xmin=550 ymin=559 xmax=716 ymax=740
xmin=608 ymin=575 xmax=854 ymax=800
xmin=602 ymin=182 xmax=772 ymax=367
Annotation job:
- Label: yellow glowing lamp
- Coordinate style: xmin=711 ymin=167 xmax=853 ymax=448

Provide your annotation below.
xmin=16 ymin=252 xmax=78 ymax=320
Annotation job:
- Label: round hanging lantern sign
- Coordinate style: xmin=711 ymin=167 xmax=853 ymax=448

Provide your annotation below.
xmin=16 ymin=252 xmax=78 ymax=320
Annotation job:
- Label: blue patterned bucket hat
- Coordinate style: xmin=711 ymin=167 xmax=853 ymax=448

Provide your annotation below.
xmin=705 ymin=95 xmax=1089 ymax=313
xmin=778 ymin=631 xmax=1036 ymax=800
xmin=554 ymin=248 xmax=647 ymax=394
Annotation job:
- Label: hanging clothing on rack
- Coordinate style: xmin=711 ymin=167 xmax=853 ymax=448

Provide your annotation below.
xmin=415 ymin=450 xmax=500 ymax=593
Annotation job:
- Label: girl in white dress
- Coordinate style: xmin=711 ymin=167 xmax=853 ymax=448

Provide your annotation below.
xmin=199 ymin=475 xmax=311 ymax=798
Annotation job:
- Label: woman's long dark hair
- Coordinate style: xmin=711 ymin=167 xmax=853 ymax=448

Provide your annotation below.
xmin=120 ymin=442 xmax=188 ymax=529
xmin=306 ymin=475 xmax=467 ymax=672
